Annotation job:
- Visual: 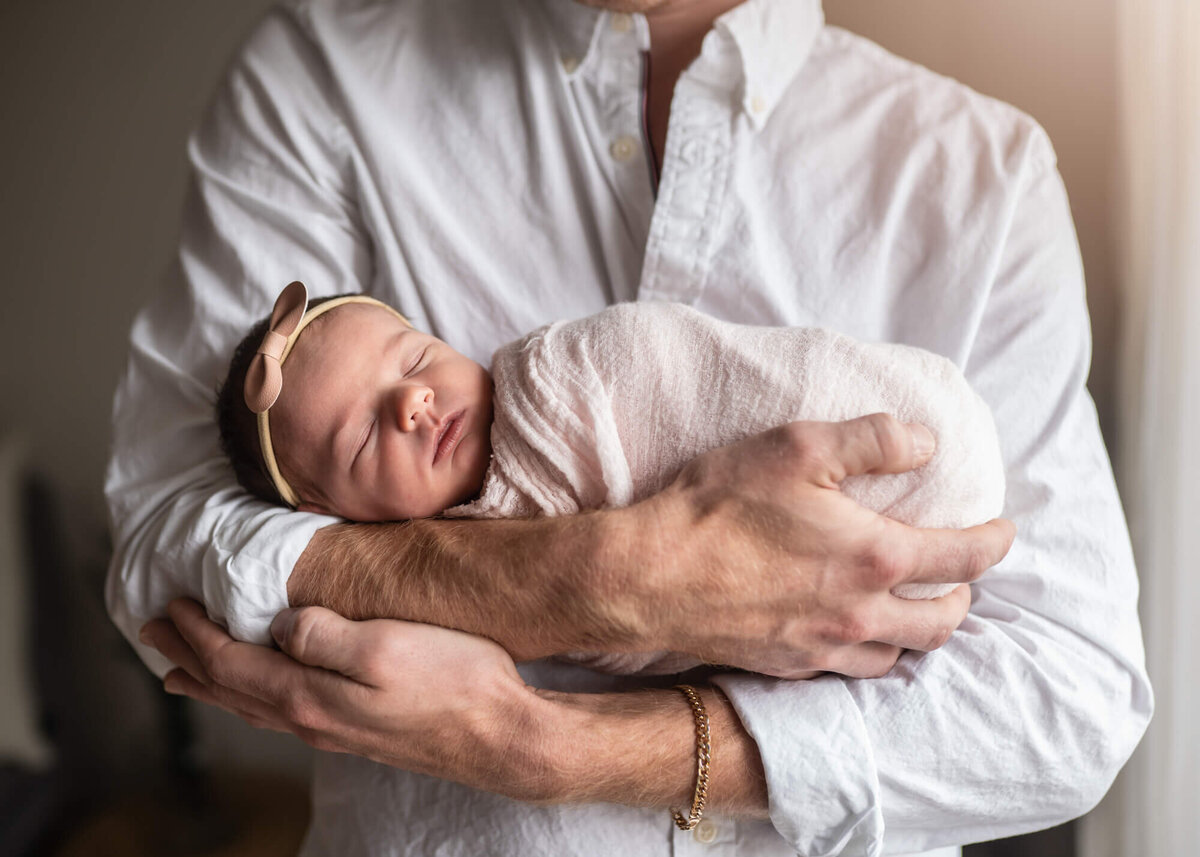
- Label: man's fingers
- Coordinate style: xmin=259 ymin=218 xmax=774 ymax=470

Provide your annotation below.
xmin=140 ymin=616 xmax=209 ymax=685
xmin=901 ymin=518 xmax=1017 ymax=584
xmin=825 ymin=584 xmax=972 ymax=674
xmin=872 ymin=584 xmax=973 ymax=651
xmin=143 ymin=605 xmax=302 ymax=719
xmin=271 ymin=606 xmax=380 ymax=683
xmin=823 ymin=641 xmax=904 ymax=679
xmin=810 ymin=413 xmax=937 ymax=483
xmin=166 ymin=597 xmax=313 ymax=705
xmin=163 ymin=668 xmax=291 ymax=734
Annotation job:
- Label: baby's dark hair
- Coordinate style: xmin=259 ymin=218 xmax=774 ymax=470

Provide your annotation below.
xmin=216 ymin=293 xmax=353 ymax=506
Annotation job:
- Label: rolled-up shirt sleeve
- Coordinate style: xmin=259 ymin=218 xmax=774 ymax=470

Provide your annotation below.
xmin=105 ymin=11 xmax=365 ymax=676
xmin=714 ymin=130 xmax=1153 ymax=856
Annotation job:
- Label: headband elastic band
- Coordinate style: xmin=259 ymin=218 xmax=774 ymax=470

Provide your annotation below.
xmin=244 ymin=281 xmax=410 ymax=507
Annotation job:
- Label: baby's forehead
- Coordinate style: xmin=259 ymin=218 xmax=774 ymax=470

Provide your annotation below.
xmin=319 ymin=300 xmax=410 ymax=333
xmin=272 ymin=304 xmax=402 ymax=435
xmin=287 ymin=303 xmax=403 ymax=373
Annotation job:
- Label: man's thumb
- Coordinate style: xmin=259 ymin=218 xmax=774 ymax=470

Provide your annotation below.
xmin=270 ymin=608 xmax=298 ymax=647
xmin=271 ymin=606 xmax=365 ymax=678
xmin=829 ymin=413 xmax=936 ymax=481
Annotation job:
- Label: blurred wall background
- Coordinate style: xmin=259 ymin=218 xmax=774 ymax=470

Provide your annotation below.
xmin=0 ymin=0 xmax=1123 ymax=850
xmin=0 ymin=0 xmax=314 ymax=833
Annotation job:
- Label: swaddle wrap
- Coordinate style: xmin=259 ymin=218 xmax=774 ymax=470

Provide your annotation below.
xmin=448 ymin=302 xmax=1006 ymax=674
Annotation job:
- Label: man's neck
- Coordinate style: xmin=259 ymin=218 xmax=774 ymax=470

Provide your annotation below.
xmin=643 ymin=0 xmax=746 ymax=172
xmin=644 ymin=0 xmax=743 ymax=57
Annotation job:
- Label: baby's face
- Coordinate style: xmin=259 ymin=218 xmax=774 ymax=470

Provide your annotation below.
xmin=270 ymin=303 xmax=493 ymax=521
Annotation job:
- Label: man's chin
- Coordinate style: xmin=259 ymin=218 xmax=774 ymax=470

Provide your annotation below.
xmin=572 ymin=0 xmax=673 ymax=13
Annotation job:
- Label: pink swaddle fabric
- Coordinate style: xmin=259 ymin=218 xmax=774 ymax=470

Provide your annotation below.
xmin=448 ymin=302 xmax=1005 ymax=674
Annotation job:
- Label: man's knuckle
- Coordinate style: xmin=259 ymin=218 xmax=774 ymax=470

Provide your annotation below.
xmin=865 ymin=411 xmax=900 ymax=432
xmin=202 ymin=642 xmax=234 ymax=683
xmin=865 ymin=412 xmax=904 ymax=453
xmin=866 ymin=546 xmax=908 ymax=589
xmin=932 ymin=624 xmax=953 ymax=649
xmin=825 ymin=611 xmax=871 ymax=645
xmin=198 ymin=651 xmax=220 ymax=680
xmin=286 ymin=608 xmax=323 ymax=655
xmin=870 ymin=647 xmax=902 ymax=677
xmin=922 ymin=623 xmax=953 ymax=652
xmin=797 ymin=444 xmax=830 ymax=477
xmin=845 ymin=613 xmax=875 ymax=644
xmin=965 ymin=543 xmax=992 ymax=579
xmin=806 ymin=645 xmax=834 ymax=672
xmin=810 ymin=618 xmax=839 ymax=646
xmin=780 ymin=421 xmax=808 ymax=447
xmin=281 ymin=695 xmax=320 ymax=731
xmin=781 ymin=423 xmax=824 ymax=467
xmin=677 ymin=453 xmax=709 ymax=488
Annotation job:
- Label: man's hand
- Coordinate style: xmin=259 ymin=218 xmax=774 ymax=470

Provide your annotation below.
xmin=611 ymin=413 xmax=1016 ymax=679
xmin=139 ymin=598 xmax=554 ymax=800
xmin=141 ymin=598 xmax=774 ymax=815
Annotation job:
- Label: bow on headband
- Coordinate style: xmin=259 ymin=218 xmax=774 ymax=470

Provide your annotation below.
xmin=244 ymin=280 xmax=308 ymax=414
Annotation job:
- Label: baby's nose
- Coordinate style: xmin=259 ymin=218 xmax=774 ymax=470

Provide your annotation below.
xmin=398 ymin=385 xmax=434 ymax=430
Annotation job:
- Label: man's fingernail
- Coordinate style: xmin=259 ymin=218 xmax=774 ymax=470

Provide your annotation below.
xmin=909 ymin=424 xmax=936 ymax=461
xmin=163 ymin=676 xmax=183 ymax=695
xmin=139 ymin=626 xmax=153 ymax=646
xmin=270 ymin=608 xmax=296 ymax=645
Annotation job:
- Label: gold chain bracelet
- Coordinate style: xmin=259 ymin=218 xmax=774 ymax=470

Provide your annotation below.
xmin=671 ymin=684 xmax=711 ymax=831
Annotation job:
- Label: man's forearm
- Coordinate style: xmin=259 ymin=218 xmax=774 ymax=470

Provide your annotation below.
xmin=288 ymin=504 xmax=671 ymax=661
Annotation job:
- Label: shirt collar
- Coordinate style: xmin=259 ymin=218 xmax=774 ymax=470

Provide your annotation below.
xmin=536 ymin=0 xmax=606 ymax=75
xmin=716 ymin=0 xmax=825 ymax=128
xmin=538 ymin=0 xmax=825 ymax=128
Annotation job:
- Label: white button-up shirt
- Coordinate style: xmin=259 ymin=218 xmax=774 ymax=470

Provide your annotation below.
xmin=104 ymin=1 xmax=1153 ymax=855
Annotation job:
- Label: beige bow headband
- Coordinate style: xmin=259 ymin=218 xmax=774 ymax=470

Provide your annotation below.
xmin=244 ymin=281 xmax=410 ymax=507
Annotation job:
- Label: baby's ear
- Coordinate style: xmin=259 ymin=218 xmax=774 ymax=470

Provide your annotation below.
xmin=296 ymin=500 xmax=331 ymax=516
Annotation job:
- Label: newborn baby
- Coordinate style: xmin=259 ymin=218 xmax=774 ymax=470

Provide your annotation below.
xmin=219 ymin=282 xmax=1006 ymax=674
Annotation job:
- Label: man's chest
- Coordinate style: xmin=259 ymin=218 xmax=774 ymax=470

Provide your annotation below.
xmin=323 ymin=16 xmax=1008 ymax=369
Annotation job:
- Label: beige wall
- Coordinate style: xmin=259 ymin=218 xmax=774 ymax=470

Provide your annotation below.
xmin=0 ymin=0 xmax=287 ymax=780
xmin=1 ymin=0 xmax=278 ymax=535
xmin=0 ymin=0 xmax=1121 ymax=777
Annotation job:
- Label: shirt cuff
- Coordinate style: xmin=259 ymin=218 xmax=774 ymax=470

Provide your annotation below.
xmin=206 ymin=507 xmax=340 ymax=643
xmin=713 ymin=672 xmax=883 ymax=857
xmin=119 ymin=505 xmax=341 ymax=679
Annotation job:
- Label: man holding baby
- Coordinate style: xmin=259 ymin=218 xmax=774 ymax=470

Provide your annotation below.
xmin=110 ymin=0 xmax=1152 ymax=855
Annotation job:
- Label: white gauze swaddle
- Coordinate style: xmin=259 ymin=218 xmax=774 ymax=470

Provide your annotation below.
xmin=448 ymin=302 xmax=1005 ymax=674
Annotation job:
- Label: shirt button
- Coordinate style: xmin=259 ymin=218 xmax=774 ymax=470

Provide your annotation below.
xmin=679 ymin=139 xmax=701 ymax=166
xmin=611 ymin=12 xmax=633 ymax=33
xmin=561 ymin=55 xmax=579 ymax=74
xmin=693 ymin=819 xmax=719 ymax=843
xmin=750 ymin=94 xmax=767 ymax=114
xmin=609 ymin=135 xmax=639 ymax=162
